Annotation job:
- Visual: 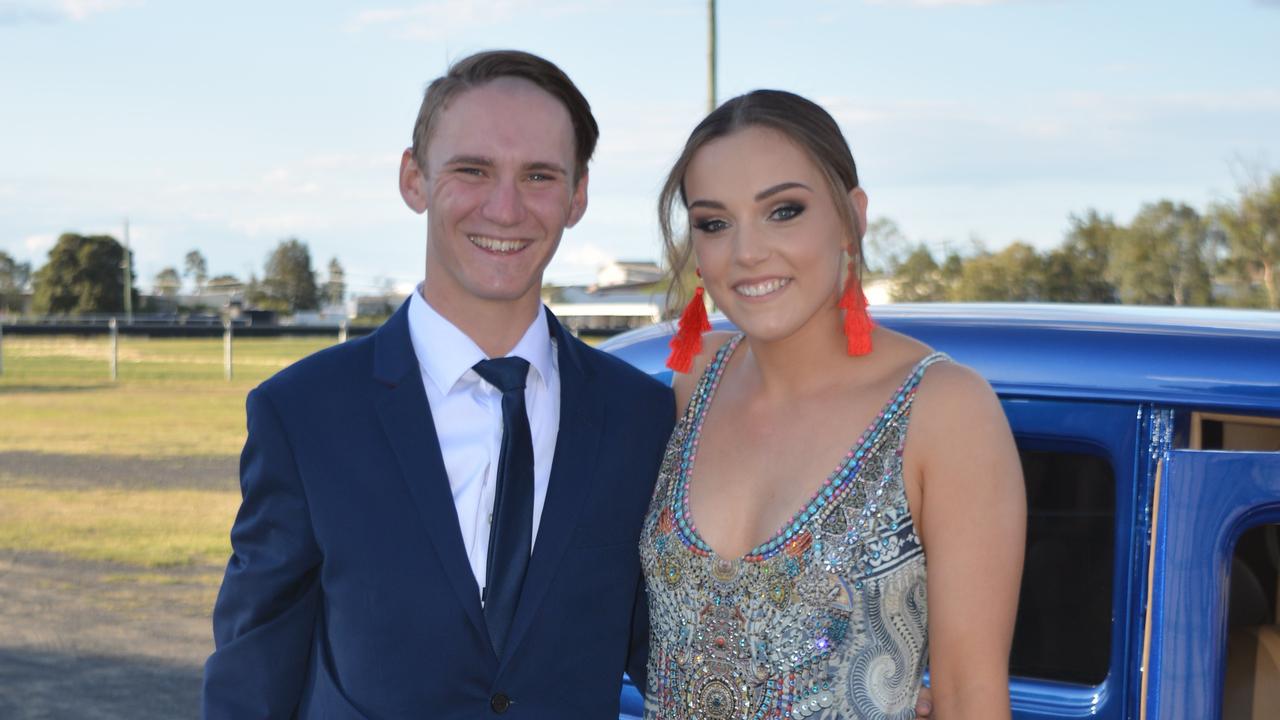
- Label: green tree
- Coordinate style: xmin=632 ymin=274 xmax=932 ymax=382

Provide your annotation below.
xmin=0 ymin=250 xmax=32 ymax=313
xmin=154 ymin=267 xmax=182 ymax=297
xmin=889 ymin=244 xmax=948 ymax=301
xmin=863 ymin=218 xmax=908 ymax=276
xmin=324 ymin=257 xmax=346 ymax=306
xmin=939 ymin=249 xmax=964 ymax=294
xmin=1110 ymin=201 xmax=1212 ymax=306
xmin=261 ymin=238 xmax=319 ymax=312
xmin=952 ymin=242 xmax=1046 ymax=301
xmin=1040 ymin=211 xmax=1118 ymax=303
xmin=31 ymin=233 xmax=137 ymax=315
xmin=184 ymin=249 xmax=209 ymax=293
xmin=1215 ymin=173 xmax=1280 ymax=309
xmin=245 ymin=273 xmax=266 ymax=308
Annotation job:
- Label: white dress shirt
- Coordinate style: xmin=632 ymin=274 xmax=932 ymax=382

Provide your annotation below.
xmin=406 ymin=289 xmax=560 ymax=599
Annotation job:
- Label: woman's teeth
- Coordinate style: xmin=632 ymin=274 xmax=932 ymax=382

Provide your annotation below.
xmin=735 ymin=278 xmax=790 ymax=297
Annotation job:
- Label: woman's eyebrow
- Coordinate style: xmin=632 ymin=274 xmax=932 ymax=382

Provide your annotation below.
xmin=687 ymin=199 xmax=725 ymax=211
xmin=754 ymin=181 xmax=811 ymax=202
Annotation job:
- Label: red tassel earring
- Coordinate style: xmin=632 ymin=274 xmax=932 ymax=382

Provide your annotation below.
xmin=838 ymin=257 xmax=874 ymax=356
xmin=666 ymin=270 xmax=711 ymax=373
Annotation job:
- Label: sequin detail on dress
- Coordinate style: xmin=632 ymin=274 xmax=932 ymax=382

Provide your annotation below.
xmin=641 ymin=335 xmax=947 ymax=719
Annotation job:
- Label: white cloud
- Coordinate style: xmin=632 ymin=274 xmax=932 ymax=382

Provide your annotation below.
xmin=302 ymin=152 xmax=400 ymax=172
xmin=865 ymin=0 xmax=1024 ymax=5
xmin=864 ymin=0 xmax=1015 ymax=5
xmin=229 ymin=213 xmax=330 ymax=238
xmin=349 ymin=0 xmax=604 ymax=39
xmin=546 ymin=240 xmax=615 ymax=283
xmin=59 ymin=0 xmax=137 ymax=20
xmin=23 ymin=233 xmax=56 ymax=256
xmin=0 ymin=0 xmax=140 ymax=25
xmin=824 ymin=89 xmax=1280 ymax=148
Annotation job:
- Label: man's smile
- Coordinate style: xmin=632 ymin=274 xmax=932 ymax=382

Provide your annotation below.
xmin=468 ymin=234 xmax=531 ymax=254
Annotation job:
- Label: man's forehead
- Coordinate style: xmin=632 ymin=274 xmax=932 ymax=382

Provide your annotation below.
xmin=427 ymin=78 xmax=576 ymax=165
xmin=439 ymin=78 xmax=571 ymax=129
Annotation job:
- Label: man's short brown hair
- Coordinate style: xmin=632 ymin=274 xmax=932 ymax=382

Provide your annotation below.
xmin=411 ymin=50 xmax=599 ymax=182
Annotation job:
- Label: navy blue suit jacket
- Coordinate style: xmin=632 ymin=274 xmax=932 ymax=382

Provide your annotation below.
xmin=202 ymin=302 xmax=674 ymax=719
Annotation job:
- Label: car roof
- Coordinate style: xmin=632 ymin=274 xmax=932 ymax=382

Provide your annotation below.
xmin=598 ymin=303 xmax=1280 ymax=414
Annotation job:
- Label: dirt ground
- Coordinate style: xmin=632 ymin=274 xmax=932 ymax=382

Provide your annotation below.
xmin=0 ymin=453 xmax=238 ymax=719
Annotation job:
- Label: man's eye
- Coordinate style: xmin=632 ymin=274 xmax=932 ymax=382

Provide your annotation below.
xmin=693 ymin=218 xmax=729 ymax=233
xmin=455 ymin=167 xmax=485 ymax=176
xmin=528 ymin=173 xmax=554 ymax=182
xmin=770 ymin=203 xmax=805 ymax=221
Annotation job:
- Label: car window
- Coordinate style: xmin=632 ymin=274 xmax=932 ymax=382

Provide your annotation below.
xmin=1010 ymin=449 xmax=1115 ymax=684
xmin=1222 ymin=523 xmax=1280 ymax=720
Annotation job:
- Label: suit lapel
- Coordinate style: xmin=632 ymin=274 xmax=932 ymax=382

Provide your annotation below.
xmin=371 ymin=301 xmax=488 ymax=643
xmin=499 ymin=309 xmax=604 ymax=666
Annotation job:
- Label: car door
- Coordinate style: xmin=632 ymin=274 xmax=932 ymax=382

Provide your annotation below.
xmin=1141 ymin=449 xmax=1280 ymax=720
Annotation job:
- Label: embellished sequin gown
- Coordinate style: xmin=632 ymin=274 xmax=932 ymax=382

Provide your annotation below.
xmin=640 ymin=335 xmax=947 ymax=720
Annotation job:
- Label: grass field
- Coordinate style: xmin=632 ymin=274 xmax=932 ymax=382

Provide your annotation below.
xmin=0 ymin=334 xmax=335 ymax=566
xmin=0 ymin=335 xmax=333 ymax=457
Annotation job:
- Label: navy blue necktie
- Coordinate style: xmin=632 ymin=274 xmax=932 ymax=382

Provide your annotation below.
xmin=472 ymin=356 xmax=534 ymax=657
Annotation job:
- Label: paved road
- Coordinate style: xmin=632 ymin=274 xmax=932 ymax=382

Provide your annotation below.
xmin=0 ymin=452 xmax=237 ymax=491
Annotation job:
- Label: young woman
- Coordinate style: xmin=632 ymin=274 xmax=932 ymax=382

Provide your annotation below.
xmin=640 ymin=90 xmax=1026 ymax=719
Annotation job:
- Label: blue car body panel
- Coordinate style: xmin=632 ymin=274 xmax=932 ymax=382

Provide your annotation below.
xmin=601 ymin=303 xmax=1280 ymax=720
xmin=599 ymin=304 xmax=1280 ymax=413
xmin=1144 ymin=451 xmax=1280 ymax=720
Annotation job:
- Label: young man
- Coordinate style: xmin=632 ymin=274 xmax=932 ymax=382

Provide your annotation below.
xmin=202 ymin=51 xmax=674 ymax=718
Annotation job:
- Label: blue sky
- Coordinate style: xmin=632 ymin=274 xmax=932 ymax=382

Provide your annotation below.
xmin=2 ymin=0 xmax=1278 ymax=295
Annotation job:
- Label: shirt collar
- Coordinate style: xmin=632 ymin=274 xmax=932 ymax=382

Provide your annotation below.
xmin=407 ymin=287 xmax=555 ymax=396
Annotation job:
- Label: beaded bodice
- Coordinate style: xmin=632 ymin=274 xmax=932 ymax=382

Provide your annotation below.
xmin=640 ymin=335 xmax=947 ymax=720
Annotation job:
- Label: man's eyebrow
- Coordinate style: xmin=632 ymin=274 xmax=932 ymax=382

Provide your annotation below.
xmin=754 ymin=181 xmax=811 ymax=201
xmin=443 ymin=155 xmax=493 ymax=167
xmin=441 ymin=156 xmax=568 ymax=175
xmin=525 ymin=161 xmax=569 ymax=174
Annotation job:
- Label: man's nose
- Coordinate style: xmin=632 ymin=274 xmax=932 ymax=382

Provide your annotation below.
xmin=481 ymin=177 xmax=527 ymax=226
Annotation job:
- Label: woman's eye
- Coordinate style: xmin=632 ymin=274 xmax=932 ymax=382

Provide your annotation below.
xmin=770 ymin=203 xmax=805 ymax=221
xmin=693 ymin=218 xmax=729 ymax=233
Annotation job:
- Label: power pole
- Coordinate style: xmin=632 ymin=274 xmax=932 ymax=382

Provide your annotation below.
xmin=707 ymin=0 xmax=718 ymax=114
xmin=122 ymin=218 xmax=133 ymax=324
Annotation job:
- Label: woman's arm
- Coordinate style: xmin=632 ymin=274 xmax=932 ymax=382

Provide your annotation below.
xmin=911 ymin=363 xmax=1026 ymax=719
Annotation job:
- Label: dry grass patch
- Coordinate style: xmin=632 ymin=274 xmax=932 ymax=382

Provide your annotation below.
xmin=0 ymin=486 xmax=240 ymax=567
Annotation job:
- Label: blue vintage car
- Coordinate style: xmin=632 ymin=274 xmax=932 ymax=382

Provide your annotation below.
xmin=601 ymin=303 xmax=1280 ymax=720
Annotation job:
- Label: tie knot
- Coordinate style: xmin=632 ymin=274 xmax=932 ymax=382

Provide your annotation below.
xmin=473 ymin=356 xmax=530 ymax=394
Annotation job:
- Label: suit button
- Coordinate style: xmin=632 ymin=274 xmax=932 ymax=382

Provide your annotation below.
xmin=490 ymin=693 xmax=511 ymax=714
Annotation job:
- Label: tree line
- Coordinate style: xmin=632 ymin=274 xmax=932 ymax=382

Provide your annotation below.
xmin=0 ymin=236 xmax=346 ymax=316
xmin=872 ymin=173 xmax=1280 ymax=309
xmin=3 ymin=172 xmax=1278 ymax=315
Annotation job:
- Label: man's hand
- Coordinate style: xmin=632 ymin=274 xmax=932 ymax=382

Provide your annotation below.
xmin=915 ymin=685 xmax=933 ymax=718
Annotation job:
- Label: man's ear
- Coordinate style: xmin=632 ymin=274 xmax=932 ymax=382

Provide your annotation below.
xmin=565 ymin=169 xmax=589 ymax=228
xmin=400 ymin=148 xmax=429 ymax=214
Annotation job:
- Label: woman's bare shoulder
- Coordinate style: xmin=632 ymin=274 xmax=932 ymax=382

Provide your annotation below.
xmin=915 ymin=357 xmax=998 ymax=412
xmin=909 ymin=355 xmax=1019 ymax=490
xmin=671 ymin=330 xmax=739 ymax=413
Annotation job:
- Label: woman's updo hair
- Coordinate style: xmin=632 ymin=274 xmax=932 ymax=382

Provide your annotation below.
xmin=658 ymin=90 xmax=864 ymax=314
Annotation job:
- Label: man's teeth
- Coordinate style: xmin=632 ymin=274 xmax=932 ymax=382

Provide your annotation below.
xmin=735 ymin=278 xmax=790 ymax=297
xmin=470 ymin=235 xmax=526 ymax=252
